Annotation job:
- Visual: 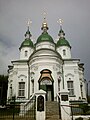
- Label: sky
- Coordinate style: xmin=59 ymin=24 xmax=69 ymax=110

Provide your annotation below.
xmin=0 ymin=0 xmax=90 ymax=86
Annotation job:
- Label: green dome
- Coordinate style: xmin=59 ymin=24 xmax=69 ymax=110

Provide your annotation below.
xmin=56 ymin=38 xmax=71 ymax=48
xmin=19 ymin=38 xmax=34 ymax=49
xmin=36 ymin=32 xmax=54 ymax=43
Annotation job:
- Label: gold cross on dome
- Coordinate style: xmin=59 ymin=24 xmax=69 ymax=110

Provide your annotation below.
xmin=43 ymin=11 xmax=47 ymax=19
xmin=57 ymin=19 xmax=63 ymax=26
xmin=42 ymin=9 xmax=47 ymax=20
xmin=27 ymin=19 xmax=32 ymax=27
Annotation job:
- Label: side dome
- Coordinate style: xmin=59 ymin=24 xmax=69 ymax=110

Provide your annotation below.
xmin=19 ymin=25 xmax=34 ymax=49
xmin=19 ymin=38 xmax=34 ymax=49
xmin=56 ymin=38 xmax=71 ymax=48
xmin=56 ymin=27 xmax=71 ymax=48
xmin=37 ymin=32 xmax=54 ymax=44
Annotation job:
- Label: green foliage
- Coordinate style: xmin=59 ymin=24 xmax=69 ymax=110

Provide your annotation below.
xmin=88 ymin=96 xmax=90 ymax=103
xmin=79 ymin=103 xmax=88 ymax=114
xmin=75 ymin=117 xmax=83 ymax=120
xmin=0 ymin=104 xmax=20 ymax=116
xmin=0 ymin=75 xmax=8 ymax=82
xmin=0 ymin=75 xmax=8 ymax=105
xmin=85 ymin=110 xmax=90 ymax=115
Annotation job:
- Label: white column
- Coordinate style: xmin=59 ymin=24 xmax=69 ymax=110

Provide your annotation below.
xmin=19 ymin=103 xmax=25 ymax=116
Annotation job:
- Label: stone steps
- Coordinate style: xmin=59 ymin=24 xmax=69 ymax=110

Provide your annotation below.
xmin=46 ymin=101 xmax=61 ymax=120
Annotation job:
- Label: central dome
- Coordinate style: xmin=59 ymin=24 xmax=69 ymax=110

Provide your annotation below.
xmin=37 ymin=32 xmax=54 ymax=43
xmin=36 ymin=17 xmax=54 ymax=44
xmin=29 ymin=48 xmax=62 ymax=60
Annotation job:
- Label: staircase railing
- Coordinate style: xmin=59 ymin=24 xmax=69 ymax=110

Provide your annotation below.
xmin=19 ymin=93 xmax=36 ymax=116
xmin=57 ymin=93 xmax=61 ymax=119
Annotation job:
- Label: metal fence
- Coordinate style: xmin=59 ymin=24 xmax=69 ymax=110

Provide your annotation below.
xmin=71 ymin=104 xmax=90 ymax=116
xmin=71 ymin=104 xmax=90 ymax=120
xmin=0 ymin=97 xmax=36 ymax=120
xmin=61 ymin=103 xmax=90 ymax=120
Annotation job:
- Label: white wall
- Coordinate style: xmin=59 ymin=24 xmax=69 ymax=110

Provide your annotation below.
xmin=20 ymin=47 xmax=34 ymax=60
xmin=56 ymin=46 xmax=71 ymax=59
xmin=36 ymin=42 xmax=55 ymax=51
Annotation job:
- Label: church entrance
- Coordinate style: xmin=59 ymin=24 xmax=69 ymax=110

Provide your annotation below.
xmin=40 ymin=83 xmax=54 ymax=101
xmin=46 ymin=85 xmax=52 ymax=101
xmin=38 ymin=69 xmax=54 ymax=101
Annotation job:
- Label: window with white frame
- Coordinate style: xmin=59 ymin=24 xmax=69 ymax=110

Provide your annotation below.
xmin=10 ymin=84 xmax=12 ymax=98
xmin=32 ymin=81 xmax=34 ymax=94
xmin=31 ymin=72 xmax=35 ymax=80
xmin=58 ymin=80 xmax=60 ymax=91
xmin=18 ymin=82 xmax=25 ymax=97
xmin=63 ymin=49 xmax=66 ymax=56
xmin=80 ymin=83 xmax=83 ymax=98
xmin=25 ymin=50 xmax=28 ymax=57
xmin=67 ymin=81 xmax=74 ymax=96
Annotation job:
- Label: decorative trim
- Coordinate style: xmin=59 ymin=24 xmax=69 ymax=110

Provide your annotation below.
xmin=18 ymin=74 xmax=27 ymax=78
xmin=17 ymin=96 xmax=25 ymax=98
xmin=65 ymin=73 xmax=74 ymax=77
xmin=69 ymin=95 xmax=76 ymax=97
xmin=38 ymin=69 xmax=54 ymax=82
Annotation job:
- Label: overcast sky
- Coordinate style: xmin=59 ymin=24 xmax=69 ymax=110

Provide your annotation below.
xmin=0 ymin=0 xmax=90 ymax=85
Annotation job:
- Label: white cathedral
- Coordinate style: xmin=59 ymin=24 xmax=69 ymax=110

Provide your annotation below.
xmin=7 ymin=18 xmax=87 ymax=102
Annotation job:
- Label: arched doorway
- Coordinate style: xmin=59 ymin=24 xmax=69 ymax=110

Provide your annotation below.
xmin=38 ymin=69 xmax=54 ymax=101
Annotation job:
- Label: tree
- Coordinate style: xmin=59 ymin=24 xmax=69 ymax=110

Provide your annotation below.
xmin=88 ymin=95 xmax=90 ymax=103
xmin=0 ymin=75 xmax=8 ymax=105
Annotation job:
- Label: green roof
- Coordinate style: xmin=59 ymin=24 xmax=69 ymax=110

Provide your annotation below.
xmin=19 ymin=38 xmax=34 ymax=49
xmin=56 ymin=38 xmax=71 ymax=48
xmin=36 ymin=32 xmax=54 ymax=44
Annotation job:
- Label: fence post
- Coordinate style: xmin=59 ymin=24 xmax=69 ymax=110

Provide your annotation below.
xmin=34 ymin=96 xmax=36 ymax=119
xmin=59 ymin=89 xmax=71 ymax=120
xmin=71 ymin=105 xmax=73 ymax=120
xmin=12 ymin=96 xmax=15 ymax=120
xmin=19 ymin=103 xmax=25 ymax=116
xmin=35 ymin=89 xmax=46 ymax=120
xmin=58 ymin=96 xmax=61 ymax=119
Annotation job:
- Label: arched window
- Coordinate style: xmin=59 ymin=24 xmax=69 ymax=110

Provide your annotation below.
xmin=58 ymin=80 xmax=60 ymax=91
xmin=80 ymin=83 xmax=83 ymax=98
xmin=31 ymin=72 xmax=35 ymax=80
xmin=63 ymin=49 xmax=66 ymax=56
xmin=32 ymin=80 xmax=34 ymax=94
xmin=25 ymin=50 xmax=28 ymax=57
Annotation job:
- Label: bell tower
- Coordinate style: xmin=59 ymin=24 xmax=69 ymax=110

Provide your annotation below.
xmin=19 ymin=20 xmax=34 ymax=60
xmin=56 ymin=19 xmax=71 ymax=59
